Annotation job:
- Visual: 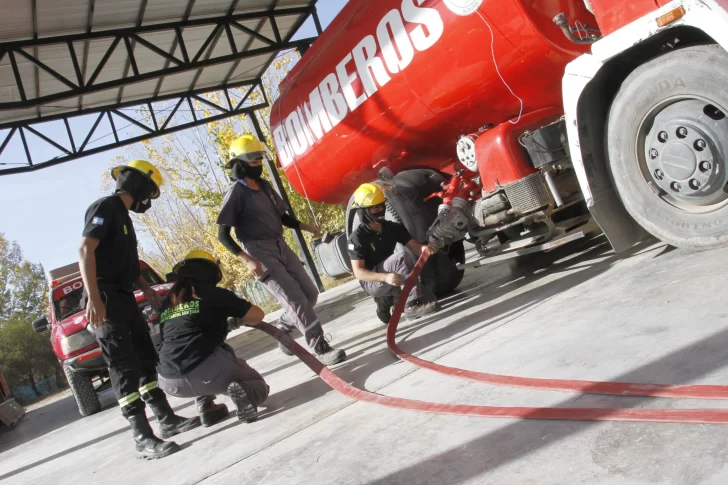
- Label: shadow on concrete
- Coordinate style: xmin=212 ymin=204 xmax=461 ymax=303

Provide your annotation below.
xmin=359 ymin=323 xmax=728 ymax=485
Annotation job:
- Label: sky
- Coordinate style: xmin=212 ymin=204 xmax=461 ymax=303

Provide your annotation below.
xmin=0 ymin=0 xmax=349 ymax=273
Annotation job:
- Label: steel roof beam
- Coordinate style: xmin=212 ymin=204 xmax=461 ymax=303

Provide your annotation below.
xmin=0 ymin=8 xmax=314 ymax=111
xmin=0 ymin=82 xmax=266 ymax=175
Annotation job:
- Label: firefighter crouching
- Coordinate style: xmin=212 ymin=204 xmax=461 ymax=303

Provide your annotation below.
xmin=156 ymin=250 xmax=269 ymax=425
xmin=216 ymin=135 xmax=346 ymax=366
xmin=79 ymin=160 xmax=200 ymax=460
xmin=348 ymin=183 xmax=440 ymax=324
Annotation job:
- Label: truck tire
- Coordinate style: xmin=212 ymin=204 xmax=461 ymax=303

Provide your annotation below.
xmin=606 ymin=45 xmax=728 ymax=250
xmin=64 ymin=364 xmax=101 ymax=417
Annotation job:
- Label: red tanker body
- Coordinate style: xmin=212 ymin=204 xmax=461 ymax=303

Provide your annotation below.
xmin=272 ymin=0 xmax=594 ymax=204
xmin=272 ymin=0 xmax=728 ymax=268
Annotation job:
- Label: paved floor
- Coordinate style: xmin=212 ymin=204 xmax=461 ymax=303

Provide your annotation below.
xmin=2 ymin=235 xmax=728 ymax=485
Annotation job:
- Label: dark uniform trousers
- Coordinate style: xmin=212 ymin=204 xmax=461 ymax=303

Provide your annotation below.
xmin=95 ymin=288 xmax=166 ymax=417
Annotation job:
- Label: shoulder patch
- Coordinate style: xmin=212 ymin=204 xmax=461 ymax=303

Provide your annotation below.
xmin=92 ymin=216 xmax=104 ymax=225
xmin=348 ymin=243 xmax=355 ymax=251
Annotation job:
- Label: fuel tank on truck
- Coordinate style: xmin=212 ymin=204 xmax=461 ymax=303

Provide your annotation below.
xmin=270 ymin=0 xmax=596 ymax=205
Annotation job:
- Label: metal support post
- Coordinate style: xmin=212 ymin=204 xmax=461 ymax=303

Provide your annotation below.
xmin=249 ymin=112 xmax=325 ymax=293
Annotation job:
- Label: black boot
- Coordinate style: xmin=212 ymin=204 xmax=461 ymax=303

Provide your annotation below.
xmin=196 ymin=395 xmax=229 ymax=427
xmin=128 ymin=413 xmax=180 ymax=460
xmin=227 ymin=382 xmax=258 ymax=423
xmin=374 ymin=296 xmax=394 ymax=325
xmin=148 ymin=399 xmax=202 ymax=439
xmin=314 ymin=340 xmax=347 ymax=366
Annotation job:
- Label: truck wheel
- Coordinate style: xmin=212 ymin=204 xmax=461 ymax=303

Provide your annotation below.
xmin=64 ymin=364 xmax=101 ymax=417
xmin=607 ymin=45 xmax=728 ymax=249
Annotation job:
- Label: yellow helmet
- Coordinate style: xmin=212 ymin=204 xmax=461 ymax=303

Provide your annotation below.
xmin=352 ymin=183 xmax=386 ymax=208
xmin=110 ymin=160 xmax=164 ymax=199
xmin=173 ymin=250 xmax=223 ymax=283
xmin=225 ymin=135 xmax=266 ymax=168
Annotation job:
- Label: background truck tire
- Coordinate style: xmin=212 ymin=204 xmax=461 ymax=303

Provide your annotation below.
xmin=64 ymin=364 xmax=101 ymax=417
xmin=606 ymin=45 xmax=728 ymax=250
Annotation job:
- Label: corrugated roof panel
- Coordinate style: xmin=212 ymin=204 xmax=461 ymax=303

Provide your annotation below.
xmin=154 ymin=71 xmax=199 ymax=98
xmin=115 ymin=78 xmax=164 ymax=105
xmin=77 ymin=38 xmax=115 ymax=84
xmin=142 ymin=0 xmax=192 ymax=27
xmin=208 ymin=33 xmax=235 ymax=61
xmin=35 ymin=43 xmax=81 ymax=88
xmin=134 ymin=30 xmax=178 ymax=74
xmin=10 ymin=54 xmax=38 ymax=102
xmin=92 ymin=0 xmax=145 ymax=32
xmin=179 ymin=25 xmax=222 ymax=64
xmin=81 ymin=87 xmax=125 ymax=110
xmin=0 ymin=107 xmax=41 ymax=126
xmin=36 ymin=0 xmax=89 ymax=38
xmin=229 ymin=0 xmax=275 ymax=15
xmin=3 ymin=2 xmax=34 ymax=41
xmin=226 ymin=52 xmax=276 ymax=83
xmin=38 ymin=69 xmax=74 ymax=98
xmin=274 ymin=14 xmax=305 ymax=40
xmin=192 ymin=64 xmax=240 ymax=90
xmin=0 ymin=56 xmax=22 ymax=105
xmin=38 ymin=97 xmax=82 ymax=118
xmin=275 ymin=0 xmax=312 ymax=8
xmin=91 ymin=42 xmax=129 ymax=86
xmin=189 ymin=0 xmax=253 ymax=20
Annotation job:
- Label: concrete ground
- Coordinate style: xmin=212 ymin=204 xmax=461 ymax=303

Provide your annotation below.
xmin=3 ymin=235 xmax=728 ymax=485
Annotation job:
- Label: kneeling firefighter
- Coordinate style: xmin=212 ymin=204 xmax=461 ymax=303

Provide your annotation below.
xmin=348 ymin=183 xmax=440 ymax=324
xmin=216 ymin=135 xmax=346 ymax=366
xmin=79 ymin=160 xmax=200 ymax=460
xmin=157 ymin=251 xmax=269 ymax=424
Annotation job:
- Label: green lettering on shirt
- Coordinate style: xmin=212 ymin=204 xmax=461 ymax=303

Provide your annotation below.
xmin=160 ymin=300 xmax=201 ymax=323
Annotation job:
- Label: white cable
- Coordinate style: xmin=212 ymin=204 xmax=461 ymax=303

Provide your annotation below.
xmin=476 ymin=10 xmax=524 ymax=125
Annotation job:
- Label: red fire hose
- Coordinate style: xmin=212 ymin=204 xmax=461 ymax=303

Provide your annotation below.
xmin=259 ymin=249 xmax=728 ymax=424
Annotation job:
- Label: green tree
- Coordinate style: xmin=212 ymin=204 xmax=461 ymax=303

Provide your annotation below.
xmin=0 ymin=233 xmax=62 ymax=397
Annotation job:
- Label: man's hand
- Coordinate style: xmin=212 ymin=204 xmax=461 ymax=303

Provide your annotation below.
xmin=144 ymin=288 xmax=162 ymax=311
xmin=384 ymin=273 xmax=406 ymax=286
xmin=302 ymin=223 xmax=322 ymax=238
xmin=425 ymin=243 xmax=439 ymax=255
xmin=245 ymin=257 xmax=265 ymax=278
xmin=86 ymin=295 xmax=107 ymax=328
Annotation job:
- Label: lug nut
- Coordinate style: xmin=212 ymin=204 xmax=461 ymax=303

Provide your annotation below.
xmin=700 ymin=161 xmax=712 ymax=172
xmin=695 ymin=139 xmax=707 ymax=151
xmin=658 ymin=131 xmax=668 ymax=143
xmin=677 ymin=127 xmax=688 ymax=138
xmin=654 ymin=169 xmax=664 ymax=180
xmin=671 ymin=182 xmax=682 ymax=192
xmin=650 ymin=149 xmax=659 ymax=159
xmin=689 ymin=179 xmax=701 ymax=190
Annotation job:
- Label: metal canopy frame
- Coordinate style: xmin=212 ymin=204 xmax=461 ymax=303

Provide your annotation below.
xmin=0 ymin=1 xmax=322 ymax=176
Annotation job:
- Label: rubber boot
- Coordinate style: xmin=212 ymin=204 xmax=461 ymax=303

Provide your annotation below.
xmin=274 ymin=322 xmax=294 ymax=356
xmin=314 ymin=340 xmax=347 ymax=366
xmin=374 ymin=296 xmax=394 ymax=325
xmin=196 ymin=395 xmax=229 ymax=427
xmin=404 ymin=300 xmax=440 ymax=320
xmin=148 ymin=399 xmax=202 ymax=439
xmin=128 ymin=413 xmax=180 ymax=460
xmin=227 ymin=382 xmax=258 ymax=423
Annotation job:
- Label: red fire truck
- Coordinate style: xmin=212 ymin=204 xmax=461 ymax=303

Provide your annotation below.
xmin=32 ymin=261 xmax=171 ymax=416
xmin=270 ymin=0 xmax=728 ymax=270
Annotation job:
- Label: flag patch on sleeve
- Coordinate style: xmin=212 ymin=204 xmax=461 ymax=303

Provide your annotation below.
xmin=92 ymin=217 xmax=104 ymax=225
xmin=348 ymin=244 xmax=355 ymax=251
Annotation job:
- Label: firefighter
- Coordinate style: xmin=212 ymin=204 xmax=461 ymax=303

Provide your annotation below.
xmin=79 ymin=160 xmax=200 ymax=460
xmin=156 ymin=250 xmax=269 ymax=425
xmin=216 ymin=135 xmax=346 ymax=366
xmin=348 ymin=183 xmax=439 ymax=324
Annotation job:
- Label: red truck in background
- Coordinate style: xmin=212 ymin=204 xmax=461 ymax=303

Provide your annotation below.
xmin=270 ymin=0 xmax=728 ymax=271
xmin=32 ymin=261 xmax=172 ymax=416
